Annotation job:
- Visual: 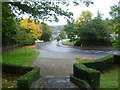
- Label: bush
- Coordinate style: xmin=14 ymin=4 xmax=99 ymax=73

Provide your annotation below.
xmin=72 ymin=54 xmax=119 ymax=89
xmin=2 ymin=63 xmax=33 ymax=75
xmin=74 ymin=40 xmax=82 ymax=46
xmin=2 ymin=63 xmax=40 ymax=88
xmin=97 ymin=39 xmax=112 ymax=46
xmin=17 ymin=68 xmax=40 ymax=88
xmin=113 ymin=54 xmax=120 ymax=65
xmin=82 ymin=55 xmax=114 ymax=71
xmin=73 ymin=63 xmax=100 ymax=89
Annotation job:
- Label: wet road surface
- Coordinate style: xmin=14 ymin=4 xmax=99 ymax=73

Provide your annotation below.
xmin=36 ymin=40 xmax=115 ymax=59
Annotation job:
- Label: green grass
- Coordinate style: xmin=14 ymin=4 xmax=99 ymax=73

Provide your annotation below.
xmin=62 ymin=40 xmax=69 ymax=44
xmin=100 ymin=66 xmax=119 ymax=88
xmin=62 ymin=40 xmax=77 ymax=45
xmin=75 ymin=58 xmax=95 ymax=63
xmin=2 ymin=47 xmax=39 ymax=66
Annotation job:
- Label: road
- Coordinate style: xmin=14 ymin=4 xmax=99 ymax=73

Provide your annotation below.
xmin=36 ymin=40 xmax=115 ymax=59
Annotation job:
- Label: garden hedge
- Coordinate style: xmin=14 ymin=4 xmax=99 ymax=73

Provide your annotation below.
xmin=82 ymin=55 xmax=114 ymax=71
xmin=2 ymin=63 xmax=33 ymax=75
xmin=73 ymin=63 xmax=100 ymax=89
xmin=113 ymin=54 xmax=120 ymax=65
xmin=72 ymin=54 xmax=119 ymax=89
xmin=2 ymin=63 xmax=40 ymax=88
xmin=17 ymin=67 xmax=40 ymax=88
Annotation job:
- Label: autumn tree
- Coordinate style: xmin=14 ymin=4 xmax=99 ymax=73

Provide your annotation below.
xmin=19 ymin=18 xmax=42 ymax=40
xmin=77 ymin=10 xmax=93 ymax=22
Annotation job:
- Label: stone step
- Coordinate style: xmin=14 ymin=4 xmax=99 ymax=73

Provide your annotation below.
xmin=31 ymin=76 xmax=79 ymax=89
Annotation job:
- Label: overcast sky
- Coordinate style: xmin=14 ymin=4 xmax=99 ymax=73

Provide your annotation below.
xmin=22 ymin=0 xmax=119 ymax=25
xmin=46 ymin=0 xmax=119 ymax=25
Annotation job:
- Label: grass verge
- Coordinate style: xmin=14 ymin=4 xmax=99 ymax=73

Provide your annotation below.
xmin=62 ymin=40 xmax=69 ymax=44
xmin=2 ymin=46 xmax=39 ymax=66
xmin=100 ymin=66 xmax=119 ymax=88
xmin=62 ymin=40 xmax=77 ymax=46
xmin=74 ymin=58 xmax=95 ymax=63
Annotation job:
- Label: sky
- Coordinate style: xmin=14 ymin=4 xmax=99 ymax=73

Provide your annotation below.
xmin=23 ymin=0 xmax=119 ymax=26
xmin=46 ymin=0 xmax=119 ymax=25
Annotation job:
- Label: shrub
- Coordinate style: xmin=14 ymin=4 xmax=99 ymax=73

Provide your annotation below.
xmin=17 ymin=68 xmax=40 ymax=88
xmin=113 ymin=54 xmax=120 ymax=65
xmin=2 ymin=63 xmax=40 ymax=88
xmin=2 ymin=63 xmax=33 ymax=75
xmin=72 ymin=54 xmax=119 ymax=89
xmin=74 ymin=40 xmax=82 ymax=46
xmin=82 ymin=55 xmax=114 ymax=71
xmin=73 ymin=63 xmax=100 ymax=89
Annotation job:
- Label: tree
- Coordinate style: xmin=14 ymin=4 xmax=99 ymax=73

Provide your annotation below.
xmin=78 ymin=20 xmax=111 ymax=46
xmin=109 ymin=4 xmax=120 ymax=50
xmin=8 ymin=1 xmax=73 ymax=22
xmin=59 ymin=30 xmax=66 ymax=40
xmin=64 ymin=10 xmax=112 ymax=46
xmin=19 ymin=18 xmax=42 ymax=40
xmin=94 ymin=11 xmax=104 ymax=21
xmin=13 ymin=23 xmax=35 ymax=45
xmin=7 ymin=0 xmax=94 ymax=22
xmin=112 ymin=23 xmax=120 ymax=50
xmin=2 ymin=2 xmax=18 ymax=46
xmin=77 ymin=10 xmax=93 ymax=22
xmin=2 ymin=3 xmax=41 ymax=46
xmin=109 ymin=4 xmax=120 ymax=23
xmin=40 ymin=22 xmax=52 ymax=42
xmin=63 ymin=20 xmax=77 ymax=41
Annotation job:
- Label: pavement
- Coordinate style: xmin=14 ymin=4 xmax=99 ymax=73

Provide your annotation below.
xmin=32 ymin=58 xmax=76 ymax=77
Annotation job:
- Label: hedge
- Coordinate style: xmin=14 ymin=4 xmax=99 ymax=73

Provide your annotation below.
xmin=72 ymin=54 xmax=119 ymax=89
xmin=70 ymin=75 xmax=92 ymax=89
xmin=82 ymin=55 xmax=114 ymax=71
xmin=17 ymin=67 xmax=40 ymax=88
xmin=73 ymin=63 xmax=100 ymax=89
xmin=113 ymin=54 xmax=120 ymax=65
xmin=2 ymin=63 xmax=40 ymax=88
xmin=2 ymin=63 xmax=33 ymax=75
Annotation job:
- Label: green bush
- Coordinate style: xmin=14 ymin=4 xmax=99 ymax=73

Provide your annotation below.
xmin=82 ymin=55 xmax=114 ymax=71
xmin=74 ymin=40 xmax=82 ymax=46
xmin=2 ymin=63 xmax=40 ymax=88
xmin=2 ymin=63 xmax=33 ymax=75
xmin=73 ymin=54 xmax=119 ymax=89
xmin=113 ymin=54 xmax=120 ymax=65
xmin=73 ymin=63 xmax=100 ymax=89
xmin=17 ymin=68 xmax=40 ymax=88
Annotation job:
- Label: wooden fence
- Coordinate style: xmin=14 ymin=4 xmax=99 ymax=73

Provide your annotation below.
xmin=2 ymin=44 xmax=23 ymax=54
